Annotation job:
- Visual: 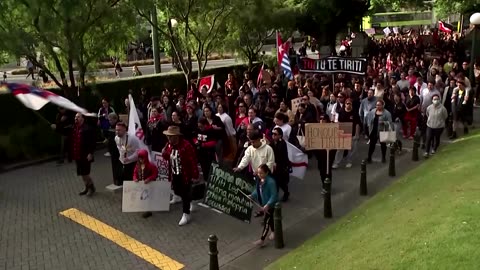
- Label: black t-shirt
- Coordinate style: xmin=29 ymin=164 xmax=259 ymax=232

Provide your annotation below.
xmin=406 ymin=95 xmax=420 ymax=110
xmin=338 ymin=109 xmax=360 ymax=136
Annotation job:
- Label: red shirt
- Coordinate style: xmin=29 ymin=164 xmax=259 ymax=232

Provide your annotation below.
xmin=72 ymin=124 xmax=82 ymax=160
xmin=162 ymin=139 xmax=199 ymax=183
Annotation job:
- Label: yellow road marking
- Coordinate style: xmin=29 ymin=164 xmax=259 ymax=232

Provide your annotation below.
xmin=60 ymin=208 xmax=184 ymax=270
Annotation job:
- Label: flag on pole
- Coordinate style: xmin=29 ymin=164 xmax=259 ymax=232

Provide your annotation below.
xmin=0 ymin=82 xmax=91 ymax=115
xmin=386 ymin=53 xmax=392 ymax=72
xmin=276 ymin=32 xmax=293 ymax=80
xmin=438 ymin=21 xmax=454 ymax=34
xmin=198 ymin=75 xmax=215 ymax=93
xmin=128 ymin=94 xmax=151 ymax=159
xmin=286 ymin=141 xmax=308 ymax=179
xmin=257 ymin=63 xmax=264 ymax=87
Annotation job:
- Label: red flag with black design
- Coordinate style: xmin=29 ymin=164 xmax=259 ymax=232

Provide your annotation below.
xmin=438 ymin=21 xmax=454 ymax=34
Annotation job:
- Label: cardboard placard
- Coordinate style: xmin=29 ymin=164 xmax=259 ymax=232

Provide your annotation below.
xmin=291 ymin=97 xmax=302 ymax=114
xmin=122 ymin=181 xmax=171 ymax=212
xmin=152 ymin=151 xmax=169 ymax=182
xmin=304 ymin=123 xmax=353 ymax=151
xmin=119 ymin=114 xmax=129 ymax=125
xmin=203 ymin=163 xmax=255 ymax=223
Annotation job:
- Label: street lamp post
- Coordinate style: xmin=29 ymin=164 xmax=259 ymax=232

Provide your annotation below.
xmin=469 ymin=13 xmax=480 ymax=82
xmin=151 ymin=7 xmax=161 ymax=74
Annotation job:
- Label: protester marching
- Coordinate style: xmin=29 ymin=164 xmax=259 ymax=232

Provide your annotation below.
xmin=1 ymin=26 xmax=479 ymax=250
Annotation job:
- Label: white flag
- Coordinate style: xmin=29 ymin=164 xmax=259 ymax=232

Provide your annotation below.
xmin=128 ymin=94 xmax=151 ymax=159
xmin=286 ymin=141 xmax=308 ymax=179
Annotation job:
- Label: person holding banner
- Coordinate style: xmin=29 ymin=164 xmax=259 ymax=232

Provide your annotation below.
xmin=133 ymin=149 xmax=159 ymax=218
xmin=248 ymin=164 xmax=278 ymax=247
xmin=115 ymin=122 xmax=142 ymax=186
xmin=194 ymin=118 xmax=218 ymax=181
xmin=162 ymin=126 xmax=199 ymax=226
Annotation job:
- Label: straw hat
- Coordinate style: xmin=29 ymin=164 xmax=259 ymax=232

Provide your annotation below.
xmin=163 ymin=125 xmax=182 ymax=136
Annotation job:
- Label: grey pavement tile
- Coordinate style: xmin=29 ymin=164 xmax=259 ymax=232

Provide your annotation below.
xmin=0 ymin=117 xmax=471 ymax=270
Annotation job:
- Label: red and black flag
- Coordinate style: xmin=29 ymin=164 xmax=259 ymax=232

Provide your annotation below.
xmin=438 ymin=21 xmax=454 ymax=34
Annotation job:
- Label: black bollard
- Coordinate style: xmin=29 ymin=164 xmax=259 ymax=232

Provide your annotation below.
xmin=389 ymin=145 xmax=396 ymax=177
xmin=208 ymin=235 xmax=219 ymax=270
xmin=324 ymin=177 xmax=332 ymax=218
xmin=274 ymin=203 xmax=284 ymax=249
xmin=412 ymin=127 xmax=420 ymax=161
xmin=360 ymin=160 xmax=368 ymax=196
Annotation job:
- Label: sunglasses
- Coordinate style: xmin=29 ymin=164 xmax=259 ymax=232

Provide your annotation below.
xmin=346 ymin=103 xmax=352 ymax=105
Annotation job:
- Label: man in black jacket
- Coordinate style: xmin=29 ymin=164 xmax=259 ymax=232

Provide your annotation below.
xmin=72 ymin=113 xmax=97 ymax=196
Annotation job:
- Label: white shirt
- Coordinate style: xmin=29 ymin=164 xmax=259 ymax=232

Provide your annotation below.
xmin=274 ymin=123 xmax=291 ymax=141
xmin=216 ymin=112 xmax=236 ymax=136
xmin=414 ymin=82 xmax=428 ymax=95
xmin=330 ymin=102 xmax=344 ymax=123
xmin=115 ymin=134 xmax=141 ymax=164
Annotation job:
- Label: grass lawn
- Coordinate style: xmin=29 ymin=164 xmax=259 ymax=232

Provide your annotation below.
xmin=267 ymin=132 xmax=480 ymax=270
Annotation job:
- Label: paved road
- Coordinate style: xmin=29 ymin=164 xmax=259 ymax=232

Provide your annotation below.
xmin=0 ymin=130 xmax=459 ymax=270
xmin=4 ymin=44 xmax=317 ymax=85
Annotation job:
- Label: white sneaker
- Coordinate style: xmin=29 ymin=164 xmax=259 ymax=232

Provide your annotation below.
xmin=423 ymin=152 xmax=429 ymax=158
xmin=345 ymin=163 xmax=352 ymax=168
xmin=104 ymin=152 xmax=111 ymax=157
xmin=332 ymin=164 xmax=339 ymax=169
xmin=178 ymin=213 xmax=190 ymax=226
xmin=431 ymin=150 xmax=436 ymax=155
xmin=190 ymin=203 xmax=196 ymax=212
xmin=170 ymin=195 xmax=182 ymax=204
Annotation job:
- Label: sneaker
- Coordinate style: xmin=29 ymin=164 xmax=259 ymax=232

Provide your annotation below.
xmin=268 ymin=232 xmax=275 ymax=241
xmin=332 ymin=164 xmax=339 ymax=169
xmin=345 ymin=163 xmax=352 ymax=168
xmin=170 ymin=195 xmax=182 ymax=204
xmin=104 ymin=152 xmax=111 ymax=157
xmin=423 ymin=152 xmax=429 ymax=158
xmin=431 ymin=150 xmax=436 ymax=155
xmin=190 ymin=203 xmax=196 ymax=212
xmin=178 ymin=213 xmax=190 ymax=226
xmin=253 ymin=239 xmax=265 ymax=247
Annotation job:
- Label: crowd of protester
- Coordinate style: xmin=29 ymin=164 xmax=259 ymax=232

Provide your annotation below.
xmin=52 ymin=29 xmax=480 ymax=246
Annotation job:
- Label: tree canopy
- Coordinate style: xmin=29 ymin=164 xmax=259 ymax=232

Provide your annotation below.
xmin=133 ymin=0 xmax=234 ymax=87
xmin=284 ymin=0 xmax=370 ymax=51
xmin=0 ymin=0 xmax=135 ymax=94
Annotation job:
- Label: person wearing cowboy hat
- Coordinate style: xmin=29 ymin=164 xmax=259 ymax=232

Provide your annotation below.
xmin=161 ymin=125 xmax=199 ymax=226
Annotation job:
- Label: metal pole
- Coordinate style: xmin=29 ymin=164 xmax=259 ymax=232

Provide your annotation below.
xmin=273 ymin=203 xmax=284 ymax=249
xmin=324 ymin=177 xmax=332 ymax=218
xmin=208 ymin=235 xmax=219 ymax=270
xmin=470 ymin=26 xmax=476 ymax=83
xmin=151 ymin=7 xmax=161 ymax=74
xmin=360 ymin=160 xmax=368 ymax=195
xmin=388 ymin=145 xmax=396 ymax=177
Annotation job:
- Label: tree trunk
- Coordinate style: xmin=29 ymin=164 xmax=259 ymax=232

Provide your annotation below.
xmin=78 ymin=64 xmax=86 ymax=89
xmin=67 ymin=58 xmax=76 ymax=88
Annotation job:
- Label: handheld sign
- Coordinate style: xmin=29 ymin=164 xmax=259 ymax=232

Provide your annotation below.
xmin=299 ymin=57 xmax=367 ymax=75
xmin=122 ymin=181 xmax=171 ymax=212
xmin=304 ymin=123 xmax=353 ymax=151
xmin=291 ymin=97 xmax=302 ymax=114
xmin=304 ymin=123 xmax=353 ymax=174
xmin=204 ymin=163 xmax=255 ymax=223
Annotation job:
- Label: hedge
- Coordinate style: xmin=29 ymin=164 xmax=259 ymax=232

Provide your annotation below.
xmin=0 ymin=63 xmax=257 ymax=166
